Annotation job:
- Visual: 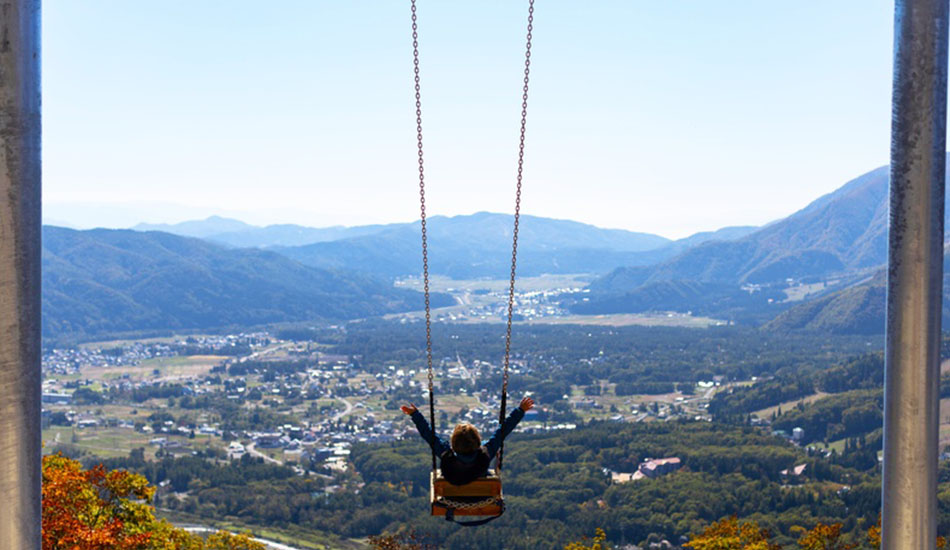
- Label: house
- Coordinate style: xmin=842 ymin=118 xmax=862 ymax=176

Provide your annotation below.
xmin=227 ymin=442 xmax=245 ymax=459
xmin=42 ymin=392 xmax=71 ymax=405
xmin=781 ymin=463 xmax=808 ymax=478
xmin=638 ymin=457 xmax=682 ymax=479
xmin=610 ymin=457 xmax=682 ymax=484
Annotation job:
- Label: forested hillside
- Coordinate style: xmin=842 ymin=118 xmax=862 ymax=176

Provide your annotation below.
xmin=94 ymin=421 xmax=885 ymax=550
xmin=765 ymin=274 xmax=886 ymax=334
xmin=573 ymin=158 xmax=950 ymax=327
xmin=42 ymin=227 xmax=450 ymax=340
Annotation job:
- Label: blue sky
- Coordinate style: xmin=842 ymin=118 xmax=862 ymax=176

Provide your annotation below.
xmin=44 ymin=1 xmax=896 ymax=239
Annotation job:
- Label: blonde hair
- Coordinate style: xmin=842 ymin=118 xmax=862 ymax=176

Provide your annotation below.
xmin=451 ymin=423 xmax=482 ymax=455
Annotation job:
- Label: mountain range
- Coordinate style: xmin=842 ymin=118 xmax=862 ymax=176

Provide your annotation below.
xmin=134 ymin=217 xmax=400 ymax=248
xmin=764 ymin=273 xmax=886 ymax=335
xmin=45 ymin=214 xmax=759 ymax=340
xmin=49 ymin=156 xmax=950 ymax=338
xmin=135 ymin=212 xmax=757 ymax=279
xmin=42 ymin=227 xmax=451 ymax=341
xmin=571 ymin=158 xmax=950 ymax=330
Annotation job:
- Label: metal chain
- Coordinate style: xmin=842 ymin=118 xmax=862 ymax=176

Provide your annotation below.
xmin=410 ymin=0 xmax=437 ymax=474
xmin=412 ymin=0 xmax=535 ymax=475
xmin=435 ymin=496 xmax=503 ymax=510
xmin=498 ymin=0 xmax=534 ymax=473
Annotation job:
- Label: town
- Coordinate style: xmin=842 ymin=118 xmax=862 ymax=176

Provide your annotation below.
xmin=41 ymin=327 xmax=828 ymax=486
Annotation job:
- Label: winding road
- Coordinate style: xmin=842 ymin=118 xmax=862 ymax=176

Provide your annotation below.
xmin=332 ymin=397 xmax=354 ymax=422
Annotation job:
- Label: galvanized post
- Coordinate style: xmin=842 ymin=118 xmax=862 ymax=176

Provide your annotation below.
xmin=882 ymin=0 xmax=949 ymax=548
xmin=0 ymin=1 xmax=41 ymax=549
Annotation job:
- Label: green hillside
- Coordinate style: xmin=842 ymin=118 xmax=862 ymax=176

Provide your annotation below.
xmin=42 ymin=227 xmax=447 ymax=340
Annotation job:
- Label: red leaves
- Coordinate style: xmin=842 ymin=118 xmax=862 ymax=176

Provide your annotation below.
xmin=42 ymin=453 xmax=153 ymax=550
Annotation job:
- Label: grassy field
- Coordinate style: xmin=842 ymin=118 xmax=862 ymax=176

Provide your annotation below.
xmin=782 ymin=282 xmax=827 ymax=302
xmin=395 ymin=273 xmax=592 ymax=293
xmin=140 ymin=355 xmax=226 ymax=378
xmin=392 ymin=274 xmax=725 ymax=327
xmin=526 ymin=313 xmax=724 ymax=328
xmin=62 ymin=355 xmax=226 ymax=383
xmin=43 ymin=426 xmax=154 ymax=458
xmin=752 ymin=392 xmax=830 ymax=420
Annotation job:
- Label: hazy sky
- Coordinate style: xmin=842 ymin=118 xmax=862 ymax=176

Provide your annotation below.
xmin=45 ymin=1 xmax=898 ymax=239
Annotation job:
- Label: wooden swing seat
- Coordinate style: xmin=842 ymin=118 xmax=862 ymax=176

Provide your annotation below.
xmin=430 ymin=470 xmax=504 ymax=517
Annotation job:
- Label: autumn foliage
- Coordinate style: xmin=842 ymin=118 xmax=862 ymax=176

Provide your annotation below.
xmin=563 ymin=528 xmax=610 ymax=550
xmin=683 ymin=516 xmax=948 ymax=550
xmin=42 ymin=453 xmax=263 ymax=550
xmin=368 ymin=530 xmax=439 ymax=550
xmin=796 ymin=523 xmax=855 ymax=550
xmin=685 ymin=516 xmax=781 ymax=550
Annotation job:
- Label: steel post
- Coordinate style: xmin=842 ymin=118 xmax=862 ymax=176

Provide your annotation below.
xmin=882 ymin=0 xmax=949 ymax=548
xmin=0 ymin=1 xmax=41 ymax=549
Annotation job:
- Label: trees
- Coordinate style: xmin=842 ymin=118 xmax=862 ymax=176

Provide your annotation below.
xmin=42 ymin=453 xmax=156 ymax=550
xmin=41 ymin=453 xmax=264 ymax=550
xmin=369 ymin=531 xmax=438 ymax=550
xmin=564 ymin=528 xmax=610 ymax=550
xmin=684 ymin=516 xmax=781 ymax=550
xmin=796 ymin=523 xmax=855 ymax=550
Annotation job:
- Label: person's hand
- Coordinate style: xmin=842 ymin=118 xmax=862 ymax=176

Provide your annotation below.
xmin=519 ymin=397 xmax=535 ymax=412
xmin=401 ymin=403 xmax=418 ymax=415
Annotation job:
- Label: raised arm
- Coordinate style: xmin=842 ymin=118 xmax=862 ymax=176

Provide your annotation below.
xmin=403 ymin=404 xmax=450 ymax=455
xmin=484 ymin=397 xmax=534 ymax=457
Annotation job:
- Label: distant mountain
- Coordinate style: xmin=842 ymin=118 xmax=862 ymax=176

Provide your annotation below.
xmin=765 ymin=249 xmax=950 ymax=335
xmin=586 ymin=159 xmax=950 ymax=293
xmin=132 ymin=213 xmax=676 ymax=258
xmin=129 ymin=213 xmax=762 ymax=279
xmin=277 ymin=212 xmax=677 ymax=279
xmin=136 ymin=216 xmax=403 ymax=248
xmin=575 ymin=158 xmax=950 ymax=321
xmin=207 ymin=223 xmax=397 ymax=248
xmin=764 ymin=274 xmax=886 ymax=335
xmin=42 ymin=227 xmax=448 ymax=340
xmin=649 ymin=163 xmax=898 ymax=285
xmin=669 ymin=225 xmax=759 ymax=252
xmin=134 ymin=216 xmax=255 ymax=238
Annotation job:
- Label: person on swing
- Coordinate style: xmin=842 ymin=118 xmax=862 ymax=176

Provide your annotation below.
xmin=401 ymin=396 xmax=535 ymax=485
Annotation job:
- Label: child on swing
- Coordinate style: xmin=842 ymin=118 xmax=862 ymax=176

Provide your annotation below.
xmin=401 ymin=396 xmax=534 ymax=485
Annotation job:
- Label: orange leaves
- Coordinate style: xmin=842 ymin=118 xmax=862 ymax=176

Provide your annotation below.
xmin=563 ymin=528 xmax=610 ymax=550
xmin=205 ymin=531 xmax=268 ymax=550
xmin=42 ymin=453 xmax=155 ymax=550
xmin=797 ymin=523 xmax=855 ymax=550
xmin=685 ymin=516 xmax=781 ymax=550
xmin=41 ymin=453 xmax=264 ymax=550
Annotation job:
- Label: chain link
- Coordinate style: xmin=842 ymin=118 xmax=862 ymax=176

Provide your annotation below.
xmin=498 ymin=0 xmax=534 ymax=473
xmin=412 ymin=0 xmax=535 ymax=475
xmin=410 ymin=0 xmax=437 ymax=473
xmin=434 ymin=496 xmax=503 ymax=511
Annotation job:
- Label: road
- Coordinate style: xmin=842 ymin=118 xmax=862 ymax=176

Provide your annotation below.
xmin=332 ymin=397 xmax=354 ymax=422
xmin=237 ymin=341 xmax=294 ymax=363
xmin=455 ymin=353 xmax=472 ymax=381
xmin=244 ymin=442 xmax=283 ymax=466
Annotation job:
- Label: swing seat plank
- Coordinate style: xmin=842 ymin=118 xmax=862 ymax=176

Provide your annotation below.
xmin=430 ymin=470 xmax=504 ymax=517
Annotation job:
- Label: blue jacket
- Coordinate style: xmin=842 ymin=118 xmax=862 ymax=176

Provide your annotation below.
xmin=410 ymin=408 xmax=525 ymax=473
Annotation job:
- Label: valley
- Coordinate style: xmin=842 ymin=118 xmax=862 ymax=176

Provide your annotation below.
xmin=36 ymin=158 xmax=950 ymax=548
xmin=41 ymin=320 xmax=896 ymax=548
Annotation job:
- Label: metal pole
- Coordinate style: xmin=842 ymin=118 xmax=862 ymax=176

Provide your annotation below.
xmin=882 ymin=0 xmax=949 ymax=548
xmin=0 ymin=1 xmax=41 ymax=549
